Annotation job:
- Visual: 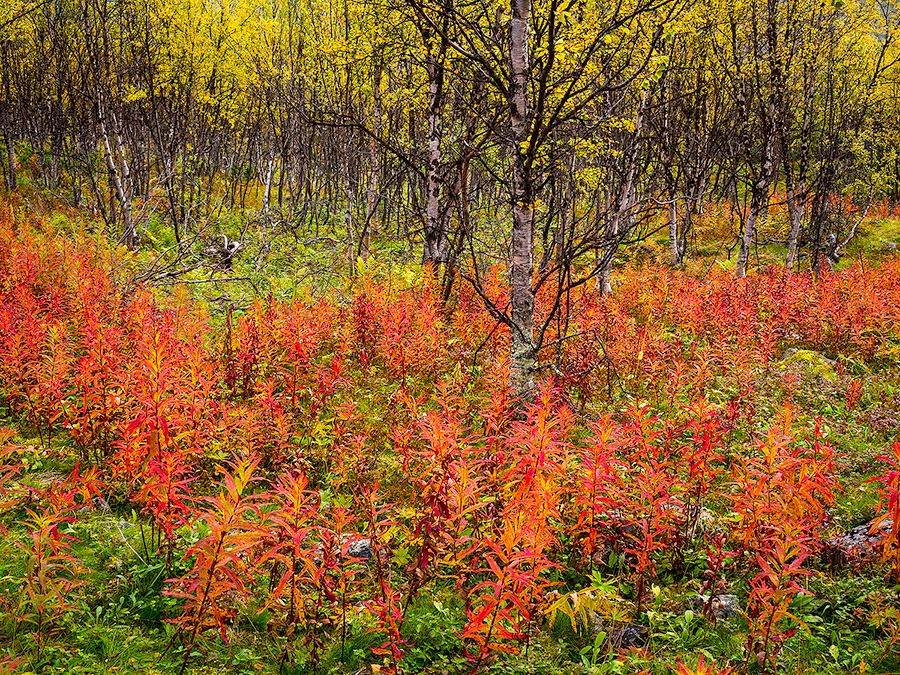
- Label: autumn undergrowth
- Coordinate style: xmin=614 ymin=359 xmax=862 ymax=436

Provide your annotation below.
xmin=1 ymin=203 xmax=900 ymax=674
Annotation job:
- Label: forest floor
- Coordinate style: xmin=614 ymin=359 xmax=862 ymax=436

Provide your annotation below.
xmin=0 ymin=191 xmax=900 ymax=675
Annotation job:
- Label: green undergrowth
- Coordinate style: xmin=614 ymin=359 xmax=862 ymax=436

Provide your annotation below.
xmin=1 ymin=200 xmax=900 ymax=674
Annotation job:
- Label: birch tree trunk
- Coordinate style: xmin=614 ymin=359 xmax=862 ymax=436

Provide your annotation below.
xmin=98 ymin=100 xmax=134 ymax=249
xmin=422 ymin=34 xmax=448 ymax=270
xmin=361 ymin=59 xmax=382 ymax=261
xmin=735 ymin=166 xmax=772 ymax=278
xmin=600 ymin=94 xmax=645 ymax=295
xmin=734 ymin=82 xmax=776 ymax=280
xmin=261 ymin=155 xmax=275 ymax=250
xmin=784 ymin=178 xmax=805 ymax=272
xmin=3 ymin=135 xmax=12 ymax=192
xmin=784 ymin=75 xmax=813 ymax=272
xmin=668 ymin=199 xmax=680 ymax=266
xmin=1 ymin=40 xmax=15 ymax=191
xmin=508 ymin=0 xmax=535 ymax=399
xmin=341 ymin=128 xmax=355 ymax=275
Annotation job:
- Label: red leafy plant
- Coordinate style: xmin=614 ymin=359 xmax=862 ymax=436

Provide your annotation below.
xmin=868 ymin=441 xmax=900 ymax=582
xmin=137 ymin=450 xmax=196 ymax=571
xmin=728 ymin=407 xmax=836 ymax=672
xmin=13 ymin=467 xmax=102 ymax=658
xmin=461 ymin=389 xmax=568 ymax=671
xmin=165 ymin=454 xmax=265 ymax=675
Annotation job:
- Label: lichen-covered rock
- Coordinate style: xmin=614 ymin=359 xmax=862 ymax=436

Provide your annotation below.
xmin=686 ymin=594 xmax=741 ymax=620
xmin=309 ymin=534 xmax=375 ymax=565
xmin=781 ymin=349 xmax=837 ymax=381
xmin=604 ymin=623 xmax=649 ymax=650
xmin=822 ymin=517 xmax=890 ymax=568
xmin=92 ymin=495 xmax=111 ymax=512
xmin=345 ymin=537 xmax=373 ymax=561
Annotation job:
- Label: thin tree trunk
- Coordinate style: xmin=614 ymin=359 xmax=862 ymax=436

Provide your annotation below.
xmin=2 ymin=40 xmax=15 ymax=191
xmin=784 ymin=71 xmax=813 ymax=273
xmin=508 ymin=0 xmax=535 ymax=399
xmin=71 ymin=137 xmax=82 ymax=206
xmin=600 ymin=94 xmax=645 ymax=295
xmin=341 ymin=129 xmax=355 ymax=275
xmin=735 ymin=175 xmax=769 ymax=278
xmin=361 ymin=60 xmax=382 ymax=261
xmin=735 ymin=137 xmax=775 ymax=278
xmin=422 ymin=32 xmax=449 ymax=270
xmin=98 ymin=100 xmax=134 ymax=249
xmin=113 ymin=112 xmax=134 ymax=247
xmin=262 ymin=154 xmax=275 ymax=249
xmin=784 ymin=179 xmax=804 ymax=272
xmin=682 ymin=171 xmax=706 ymax=259
xmin=3 ymin=136 xmax=12 ymax=191
xmin=262 ymin=155 xmax=275 ymax=217
xmin=668 ymin=198 xmax=679 ymax=267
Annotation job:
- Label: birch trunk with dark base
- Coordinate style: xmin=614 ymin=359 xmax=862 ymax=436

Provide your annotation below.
xmin=735 ymin=143 xmax=775 ymax=279
xmin=98 ymin=101 xmax=134 ymax=249
xmin=599 ymin=95 xmax=645 ymax=295
xmin=599 ymin=211 xmax=617 ymax=295
xmin=341 ymin=129 xmax=355 ymax=275
xmin=2 ymin=136 xmax=12 ymax=191
xmin=422 ymin=41 xmax=448 ymax=270
xmin=261 ymin=155 xmax=275 ymax=250
xmin=783 ymin=72 xmax=813 ymax=273
xmin=668 ymin=199 xmax=680 ymax=267
xmin=361 ymin=140 xmax=377 ymax=260
xmin=72 ymin=161 xmax=82 ymax=207
xmin=734 ymin=181 xmax=765 ymax=279
xmin=1 ymin=40 xmax=14 ymax=191
xmin=599 ymin=265 xmax=613 ymax=295
xmin=681 ymin=174 xmax=706 ymax=263
xmin=660 ymin=78 xmax=683 ymax=269
xmin=361 ymin=59 xmax=382 ymax=261
xmin=508 ymin=0 xmax=535 ymax=400
xmin=50 ymin=133 xmax=61 ymax=189
xmin=784 ymin=181 xmax=804 ymax=272
xmin=510 ymin=170 xmax=535 ymax=399
xmin=262 ymin=156 xmax=275 ymax=219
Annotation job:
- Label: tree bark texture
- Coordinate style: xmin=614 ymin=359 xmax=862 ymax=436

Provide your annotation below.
xmin=508 ymin=0 xmax=535 ymax=398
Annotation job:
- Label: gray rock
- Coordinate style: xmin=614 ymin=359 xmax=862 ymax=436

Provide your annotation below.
xmin=311 ymin=534 xmax=374 ymax=565
xmin=686 ymin=594 xmax=741 ymax=620
xmin=344 ymin=536 xmax=373 ymax=561
xmin=577 ymin=612 xmax=648 ymax=650
xmin=881 ymin=242 xmax=898 ymax=251
xmin=822 ymin=517 xmax=891 ymax=568
xmin=604 ymin=622 xmax=648 ymax=650
xmin=92 ymin=496 xmax=111 ymax=512
xmin=662 ymin=502 xmax=716 ymax=538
